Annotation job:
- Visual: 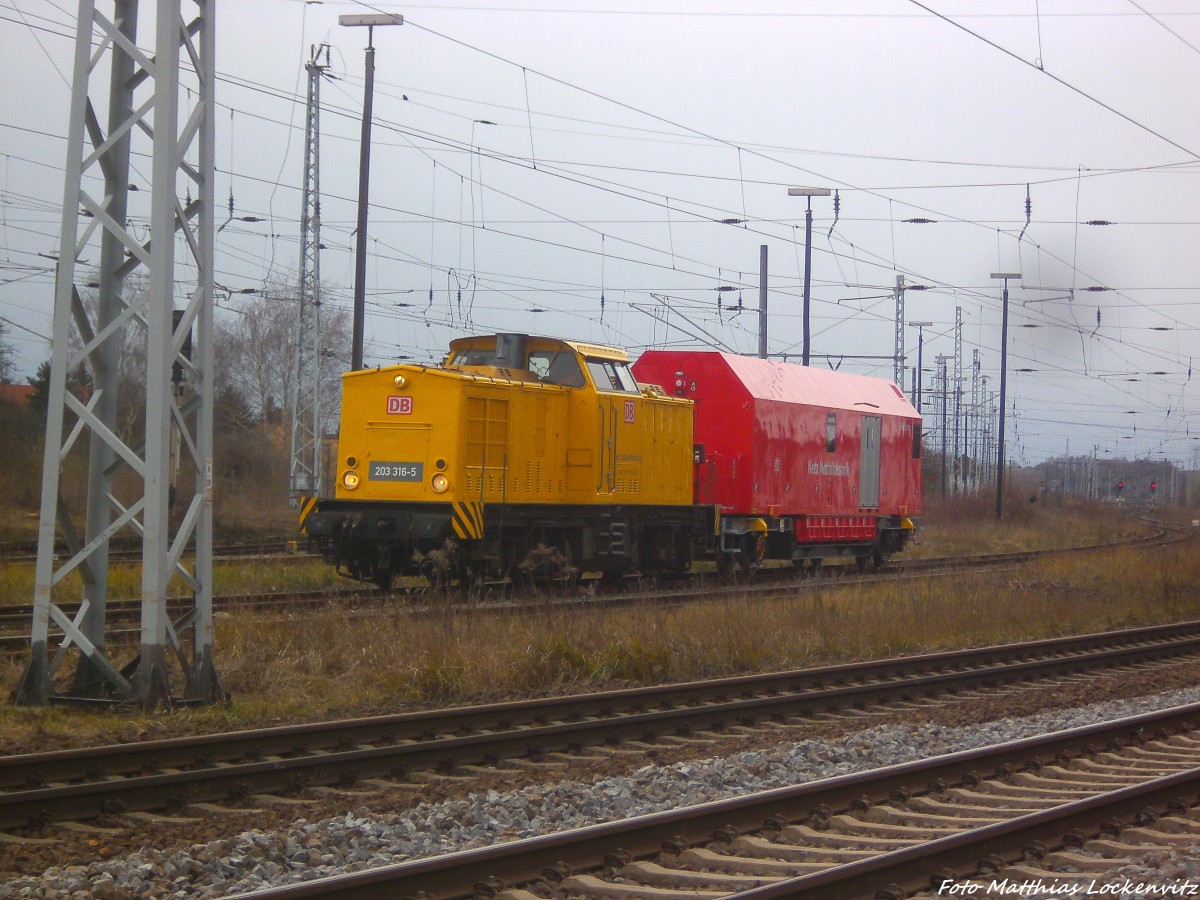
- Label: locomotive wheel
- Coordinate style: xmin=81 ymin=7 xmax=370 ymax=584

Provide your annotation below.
xmin=453 ymin=562 xmax=484 ymax=597
xmin=373 ymin=565 xmax=396 ymax=592
xmin=599 ymin=558 xmax=629 ymax=585
xmin=555 ymin=534 xmax=582 ymax=590
xmin=517 ymin=539 xmax=581 ymax=590
xmin=666 ymin=537 xmax=692 ymax=574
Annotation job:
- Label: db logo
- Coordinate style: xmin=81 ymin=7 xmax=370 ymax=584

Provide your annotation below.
xmin=386 ymin=395 xmax=413 ymax=415
xmin=624 ymin=400 xmax=635 ymax=424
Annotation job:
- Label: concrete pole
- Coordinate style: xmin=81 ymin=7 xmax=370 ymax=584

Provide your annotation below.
xmin=758 ymin=244 xmax=768 ymax=359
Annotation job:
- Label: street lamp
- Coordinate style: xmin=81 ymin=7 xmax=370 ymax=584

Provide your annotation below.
xmin=340 ymin=13 xmax=404 ymax=371
xmin=935 ymin=354 xmax=950 ymax=498
xmin=990 ymin=272 xmax=1021 ymax=521
xmin=908 ymin=321 xmax=933 ymax=412
xmin=788 ymin=187 xmax=831 ymax=366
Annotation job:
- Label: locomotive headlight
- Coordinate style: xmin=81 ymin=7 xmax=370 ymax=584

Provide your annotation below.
xmin=431 ymin=473 xmax=450 ymax=493
xmin=342 ymin=471 xmax=361 ymax=490
xmin=393 ymin=374 xmax=407 ymax=388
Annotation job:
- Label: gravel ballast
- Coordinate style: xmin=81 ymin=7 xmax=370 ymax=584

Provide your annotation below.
xmin=5 ymin=684 xmax=1200 ymax=899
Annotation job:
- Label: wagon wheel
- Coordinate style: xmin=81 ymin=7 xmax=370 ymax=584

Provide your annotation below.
xmin=738 ymin=532 xmax=766 ymax=574
xmin=716 ymin=550 xmax=735 ymax=577
xmin=855 ymin=543 xmax=885 ymax=573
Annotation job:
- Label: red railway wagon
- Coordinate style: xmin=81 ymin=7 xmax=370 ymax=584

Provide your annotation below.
xmin=633 ymin=350 xmax=923 ymax=570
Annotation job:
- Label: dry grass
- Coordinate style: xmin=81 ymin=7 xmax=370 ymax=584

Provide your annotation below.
xmin=907 ymin=492 xmax=1141 ymax=557
xmin=0 ymin=558 xmax=354 ymax=609
xmin=0 ymin=502 xmax=1197 ymax=751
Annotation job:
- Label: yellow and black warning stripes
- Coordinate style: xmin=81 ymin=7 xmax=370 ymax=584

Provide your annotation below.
xmin=298 ymin=496 xmax=318 ymax=533
xmin=451 ymin=501 xmax=484 ymax=540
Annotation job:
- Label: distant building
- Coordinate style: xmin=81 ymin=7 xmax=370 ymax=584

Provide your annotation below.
xmin=0 ymin=384 xmax=34 ymax=406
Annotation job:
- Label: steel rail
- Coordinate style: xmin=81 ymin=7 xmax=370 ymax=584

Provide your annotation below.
xmin=0 ymin=525 xmax=1181 ymax=648
xmin=4 ymin=617 xmax=1199 ymax=784
xmin=727 ymin=766 xmax=1200 ymax=899
xmin=2 ymin=621 xmax=1200 ymax=831
xmin=0 ymin=540 xmax=298 ymax=565
xmin=225 ymin=701 xmax=1200 ymax=899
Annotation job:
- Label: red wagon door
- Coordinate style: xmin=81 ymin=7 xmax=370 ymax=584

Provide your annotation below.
xmin=859 ymin=415 xmax=881 ymax=509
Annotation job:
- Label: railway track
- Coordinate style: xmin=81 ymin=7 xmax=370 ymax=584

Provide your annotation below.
xmin=0 ymin=526 xmax=1180 ymax=658
xmin=0 ymin=587 xmax=381 ymax=656
xmin=2 ymin=621 xmax=1200 ymax=838
xmin=0 ymin=539 xmax=301 ymax=566
xmin=228 ymin=699 xmax=1200 ymax=899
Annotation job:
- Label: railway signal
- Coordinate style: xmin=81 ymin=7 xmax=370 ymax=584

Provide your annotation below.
xmin=1151 ymin=480 xmax=1157 ymax=495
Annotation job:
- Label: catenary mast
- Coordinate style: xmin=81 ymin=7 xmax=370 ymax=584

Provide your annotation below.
xmin=15 ymin=0 xmax=220 ymax=707
xmin=291 ymin=44 xmax=330 ymax=510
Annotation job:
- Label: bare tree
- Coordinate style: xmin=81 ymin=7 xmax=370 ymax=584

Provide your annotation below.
xmin=0 ymin=319 xmax=15 ymax=384
xmin=217 ymin=290 xmax=296 ymax=425
xmin=215 ymin=284 xmax=349 ymax=433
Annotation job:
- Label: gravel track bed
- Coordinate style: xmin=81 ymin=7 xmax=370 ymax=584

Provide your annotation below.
xmin=4 ymin=659 xmax=1200 ymax=898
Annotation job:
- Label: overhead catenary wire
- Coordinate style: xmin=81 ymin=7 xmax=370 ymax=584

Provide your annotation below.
xmin=3 ymin=4 xmax=1196 ymax=453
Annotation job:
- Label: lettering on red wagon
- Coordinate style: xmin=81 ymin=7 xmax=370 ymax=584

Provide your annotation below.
xmin=386 ymin=395 xmax=413 ymax=415
xmin=807 ymin=460 xmax=850 ymax=477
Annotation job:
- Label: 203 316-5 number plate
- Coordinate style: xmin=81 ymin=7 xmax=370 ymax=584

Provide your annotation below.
xmin=368 ymin=461 xmax=424 ymax=482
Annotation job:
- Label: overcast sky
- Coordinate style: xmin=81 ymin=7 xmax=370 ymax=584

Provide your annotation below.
xmin=1 ymin=1 xmax=1198 ymax=467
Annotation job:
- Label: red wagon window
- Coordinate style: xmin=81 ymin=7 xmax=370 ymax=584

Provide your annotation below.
xmin=825 ymin=412 xmax=837 ymax=453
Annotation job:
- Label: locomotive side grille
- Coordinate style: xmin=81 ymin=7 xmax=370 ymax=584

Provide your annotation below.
xmin=467 ymin=471 xmax=507 ymax=495
xmin=513 ymin=461 xmax=548 ymax=498
xmin=465 ymin=396 xmax=509 ymax=499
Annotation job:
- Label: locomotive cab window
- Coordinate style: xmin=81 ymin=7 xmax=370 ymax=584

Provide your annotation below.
xmin=586 ymin=358 xmax=639 ymax=393
xmin=825 ymin=412 xmax=837 ymax=453
xmin=528 ymin=350 xmax=585 ymax=388
xmin=912 ymin=421 xmax=922 ymax=458
xmin=450 ymin=348 xmax=494 ymax=367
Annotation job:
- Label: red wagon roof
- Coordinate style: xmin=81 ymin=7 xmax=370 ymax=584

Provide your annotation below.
xmin=647 ymin=351 xmax=919 ymax=419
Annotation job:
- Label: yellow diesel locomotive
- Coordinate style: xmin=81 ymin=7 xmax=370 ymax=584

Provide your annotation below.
xmin=305 ymin=333 xmax=713 ymax=588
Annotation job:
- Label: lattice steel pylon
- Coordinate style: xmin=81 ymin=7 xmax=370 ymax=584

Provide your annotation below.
xmin=289 ymin=44 xmax=329 ymax=509
xmin=952 ymin=306 xmax=963 ymax=494
xmin=14 ymin=0 xmax=221 ymax=707
xmin=892 ymin=274 xmax=905 ymax=391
